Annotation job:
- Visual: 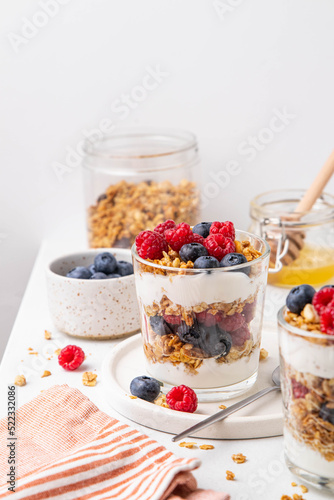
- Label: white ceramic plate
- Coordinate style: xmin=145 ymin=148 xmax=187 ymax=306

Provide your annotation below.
xmin=101 ymin=322 xmax=283 ymax=439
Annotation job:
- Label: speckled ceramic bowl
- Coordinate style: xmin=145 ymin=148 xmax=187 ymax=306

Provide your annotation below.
xmin=46 ymin=249 xmax=140 ymax=339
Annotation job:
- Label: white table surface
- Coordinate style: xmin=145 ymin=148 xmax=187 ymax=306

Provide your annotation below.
xmin=0 ymin=241 xmax=331 ymax=500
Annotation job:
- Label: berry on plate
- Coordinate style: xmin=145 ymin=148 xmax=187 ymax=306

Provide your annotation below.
xmin=286 ymin=284 xmax=316 ymax=314
xmin=94 ymin=252 xmax=117 ymax=274
xmin=313 ymin=287 xmax=334 ymax=314
xmin=192 ymin=222 xmax=212 ymax=238
xmin=179 ymin=242 xmax=208 ymax=263
xmin=154 ymin=219 xmax=176 ymax=236
xmin=135 ymin=230 xmax=168 ymax=260
xmin=210 ymin=221 xmax=235 ymax=240
xmin=220 ymin=253 xmax=249 ymax=275
xmin=204 ymin=234 xmax=235 ymax=261
xmin=193 ymin=255 xmax=220 ymax=269
xmin=130 ymin=375 xmax=161 ymax=402
xmin=58 ymin=345 xmax=85 ymax=371
xmin=164 ymin=223 xmax=194 ymax=252
xmin=320 ymin=307 xmax=334 ymax=335
xmin=149 ymin=315 xmax=174 ymax=336
xmin=166 ymin=385 xmax=198 ymax=413
xmin=67 ymin=267 xmax=92 ymax=279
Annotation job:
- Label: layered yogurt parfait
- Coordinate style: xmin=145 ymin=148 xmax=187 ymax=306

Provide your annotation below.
xmin=131 ymin=220 xmax=270 ymax=400
xmin=278 ymin=285 xmax=334 ymax=489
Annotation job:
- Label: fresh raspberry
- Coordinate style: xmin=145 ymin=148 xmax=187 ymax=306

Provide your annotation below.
xmin=135 ymin=230 xmax=168 ymax=260
xmin=166 ymin=385 xmax=198 ymax=413
xmin=242 ymin=301 xmax=257 ymax=323
xmin=230 ymin=325 xmax=250 ymax=346
xmin=219 ymin=313 xmax=245 ymax=332
xmin=165 ymin=223 xmax=194 ymax=252
xmin=312 ymin=288 xmax=334 ymax=314
xmin=291 ymin=379 xmax=309 ymax=399
xmin=154 ymin=219 xmax=176 ymax=236
xmin=58 ymin=345 xmax=85 ymax=371
xmin=163 ymin=314 xmax=182 ymax=325
xmin=192 ymin=233 xmax=205 ymax=245
xmin=320 ymin=307 xmax=334 ymax=335
xmin=204 ymin=234 xmax=236 ymax=261
xmin=196 ymin=310 xmax=222 ymax=326
xmin=210 ymin=221 xmax=235 ymax=240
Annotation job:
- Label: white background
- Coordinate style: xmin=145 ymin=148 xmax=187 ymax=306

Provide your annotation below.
xmin=1 ymin=0 xmax=334 ymax=359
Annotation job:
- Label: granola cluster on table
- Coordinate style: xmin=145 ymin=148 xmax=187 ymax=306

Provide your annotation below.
xmin=134 ymin=220 xmax=264 ymax=380
xmin=281 ymin=285 xmax=334 ymax=464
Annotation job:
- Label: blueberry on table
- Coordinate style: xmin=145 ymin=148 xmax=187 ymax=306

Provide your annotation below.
xmin=194 ymin=255 xmax=220 ymax=269
xmin=94 ymin=252 xmax=117 ymax=274
xmin=66 ymin=267 xmax=92 ymax=279
xmin=192 ymin=222 xmax=212 ymax=238
xmin=90 ymin=272 xmax=108 ymax=279
xmin=116 ymin=260 xmax=134 ymax=276
xmin=220 ymin=253 xmax=249 ymax=275
xmin=180 ymin=243 xmax=208 ymax=263
xmin=149 ymin=315 xmax=174 ymax=336
xmin=130 ymin=375 xmax=161 ymax=402
xmin=319 ymin=403 xmax=334 ymax=425
xmin=286 ymin=284 xmax=316 ymax=314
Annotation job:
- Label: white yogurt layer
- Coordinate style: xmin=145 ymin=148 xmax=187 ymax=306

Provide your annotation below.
xmin=280 ymin=328 xmax=334 ymax=379
xmin=284 ymin=428 xmax=334 ymax=479
xmin=135 ymin=270 xmax=261 ymax=308
xmin=145 ymin=348 xmax=259 ymax=389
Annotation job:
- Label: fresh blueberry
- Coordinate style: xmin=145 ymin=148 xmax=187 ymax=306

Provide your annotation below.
xmin=192 ymin=222 xmax=212 ymax=238
xmin=149 ymin=315 xmax=174 ymax=336
xmin=177 ymin=322 xmax=206 ymax=347
xmin=130 ymin=375 xmax=161 ymax=402
xmin=116 ymin=260 xmax=134 ymax=276
xmin=319 ymin=403 xmax=334 ymax=425
xmin=286 ymin=284 xmax=316 ymax=314
xmin=66 ymin=266 xmax=92 ymax=279
xmin=202 ymin=326 xmax=232 ymax=357
xmin=180 ymin=243 xmax=208 ymax=263
xmin=89 ymin=264 xmax=96 ymax=274
xmin=94 ymin=252 xmax=117 ymax=274
xmin=194 ymin=256 xmax=220 ymax=269
xmin=220 ymin=253 xmax=249 ymax=275
xmin=90 ymin=272 xmax=108 ymax=279
xmin=107 ymin=273 xmax=121 ymax=278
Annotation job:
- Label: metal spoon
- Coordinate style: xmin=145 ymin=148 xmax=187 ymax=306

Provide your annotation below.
xmin=172 ymin=366 xmax=281 ymax=442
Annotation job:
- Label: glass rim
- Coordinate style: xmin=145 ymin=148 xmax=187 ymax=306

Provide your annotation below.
xmin=250 ymin=188 xmax=334 ymax=221
xmin=131 ymin=229 xmax=271 ymax=273
xmin=277 ymin=305 xmax=329 ymax=340
xmin=83 ymin=128 xmax=198 ymax=160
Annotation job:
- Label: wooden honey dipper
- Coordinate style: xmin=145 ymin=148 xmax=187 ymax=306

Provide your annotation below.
xmin=269 ymin=149 xmax=334 ymax=268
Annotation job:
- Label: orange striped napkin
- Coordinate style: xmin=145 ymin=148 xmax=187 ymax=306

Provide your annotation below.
xmin=0 ymin=385 xmax=229 ymax=500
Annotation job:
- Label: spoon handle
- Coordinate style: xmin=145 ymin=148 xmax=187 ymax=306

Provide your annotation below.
xmin=172 ymin=385 xmax=280 ymax=442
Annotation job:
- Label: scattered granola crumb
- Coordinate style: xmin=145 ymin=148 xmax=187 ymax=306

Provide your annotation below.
xmin=44 ymin=330 xmax=52 ymax=340
xmin=28 ymin=351 xmax=38 ymax=355
xmin=47 ymin=357 xmax=51 ymax=361
xmin=291 ymin=482 xmax=297 ymax=487
xmin=259 ymin=348 xmax=268 ymax=361
xmin=219 ymin=404 xmax=227 ymax=410
xmin=292 ymin=494 xmax=303 ymax=500
xmin=129 ymin=395 xmax=137 ymax=399
xmin=55 ymin=349 xmax=61 ymax=356
xmin=280 ymin=496 xmax=292 ymax=500
xmin=14 ymin=375 xmax=26 ymax=386
xmin=226 ymin=470 xmax=235 ymax=480
xmin=179 ymin=442 xmax=197 ymax=449
xmin=82 ymin=372 xmax=97 ymax=387
xmin=28 ymin=347 xmax=33 ymax=351
xmin=154 ymin=394 xmax=169 ymax=408
xmin=300 ymin=485 xmax=308 ymax=494
xmin=41 ymin=370 xmax=51 ymax=378
xmin=199 ymin=444 xmax=214 ymax=450
xmin=231 ymin=453 xmax=246 ymax=463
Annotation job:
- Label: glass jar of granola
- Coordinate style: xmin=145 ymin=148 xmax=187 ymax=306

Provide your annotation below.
xmin=278 ymin=306 xmax=334 ymax=490
xmin=249 ymin=189 xmax=334 ymax=287
xmin=132 ymin=230 xmax=270 ymax=402
xmin=82 ymin=128 xmax=200 ymax=249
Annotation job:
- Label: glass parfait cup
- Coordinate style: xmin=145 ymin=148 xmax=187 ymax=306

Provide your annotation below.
xmin=131 ymin=230 xmax=270 ymax=402
xmin=278 ymin=307 xmax=334 ymax=490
